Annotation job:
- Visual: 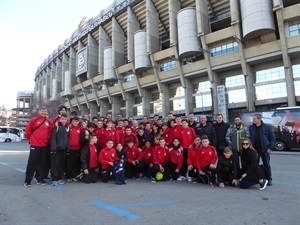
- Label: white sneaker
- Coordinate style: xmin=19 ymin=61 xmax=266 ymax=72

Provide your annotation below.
xmin=177 ymin=176 xmax=186 ymax=181
xmin=186 ymin=173 xmax=192 ymax=182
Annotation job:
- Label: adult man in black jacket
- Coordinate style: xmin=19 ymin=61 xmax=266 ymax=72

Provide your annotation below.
xmin=213 ymin=114 xmax=230 ymax=156
xmin=196 ymin=115 xmax=217 ymax=147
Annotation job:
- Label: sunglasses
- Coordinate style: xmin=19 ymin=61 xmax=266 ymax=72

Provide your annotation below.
xmin=242 ymin=142 xmax=250 ymax=145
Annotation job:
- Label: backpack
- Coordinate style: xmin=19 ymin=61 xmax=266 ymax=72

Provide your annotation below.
xmin=114 ymin=161 xmax=126 ymax=185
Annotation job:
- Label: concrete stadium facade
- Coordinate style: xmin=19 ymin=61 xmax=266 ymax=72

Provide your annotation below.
xmin=33 ymin=0 xmax=300 ymax=122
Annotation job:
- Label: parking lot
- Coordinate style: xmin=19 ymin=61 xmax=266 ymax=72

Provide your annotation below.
xmin=0 ymin=141 xmax=299 ymax=225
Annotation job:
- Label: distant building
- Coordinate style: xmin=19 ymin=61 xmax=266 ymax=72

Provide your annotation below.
xmin=13 ymin=91 xmax=33 ymax=129
xmin=33 ymin=0 xmax=300 ymax=121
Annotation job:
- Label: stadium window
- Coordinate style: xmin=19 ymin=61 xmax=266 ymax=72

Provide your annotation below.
xmin=288 ymin=23 xmax=300 ymax=36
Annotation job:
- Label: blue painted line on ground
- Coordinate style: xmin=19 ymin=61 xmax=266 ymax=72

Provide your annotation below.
xmin=114 ymin=201 xmax=173 ymax=207
xmin=273 ymin=181 xmax=300 ymax=187
xmin=92 ymin=200 xmax=140 ymax=221
xmin=0 ymin=162 xmax=9 ymax=165
xmin=15 ymin=168 xmax=26 ymax=173
xmin=53 ymin=185 xmax=64 ymax=189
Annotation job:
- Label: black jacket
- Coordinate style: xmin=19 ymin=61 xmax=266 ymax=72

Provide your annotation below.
xmin=217 ymin=155 xmax=238 ymax=182
xmin=50 ymin=123 xmax=69 ymax=152
xmin=241 ymin=148 xmax=263 ymax=181
xmin=196 ymin=124 xmax=217 ymax=147
xmin=213 ymin=121 xmax=230 ymax=146
xmin=80 ymin=144 xmax=100 ymax=170
xmin=116 ymin=148 xmax=128 ymax=166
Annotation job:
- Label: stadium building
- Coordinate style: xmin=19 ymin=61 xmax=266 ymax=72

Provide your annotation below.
xmin=33 ymin=0 xmax=300 ymax=121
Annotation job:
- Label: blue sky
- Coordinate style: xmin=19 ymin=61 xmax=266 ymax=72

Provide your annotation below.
xmin=0 ymin=0 xmax=112 ymax=109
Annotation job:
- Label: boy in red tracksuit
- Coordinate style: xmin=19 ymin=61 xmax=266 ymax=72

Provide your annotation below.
xmin=125 ymin=139 xmax=143 ymax=179
xmin=179 ymin=119 xmax=196 ymax=181
xmin=187 ymin=135 xmax=202 ymax=183
xmin=169 ymin=116 xmax=183 ymax=145
xmin=123 ymin=126 xmax=139 ymax=149
xmin=168 ymin=138 xmax=183 ymax=181
xmin=67 ymin=117 xmax=82 ymax=181
xmin=161 ymin=123 xmax=171 ymax=146
xmin=99 ymin=139 xmax=119 ymax=182
xmin=94 ymin=120 xmax=105 ymax=148
xmin=101 ymin=120 xmax=120 ymax=148
xmin=152 ymin=137 xmax=170 ymax=182
xmin=116 ymin=120 xmax=125 ymax=146
xmin=141 ymin=140 xmax=154 ymax=177
xmin=80 ymin=134 xmax=99 ymax=183
xmin=196 ymin=135 xmax=218 ymax=186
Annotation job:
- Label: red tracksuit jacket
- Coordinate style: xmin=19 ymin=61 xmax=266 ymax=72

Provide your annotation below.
xmin=25 ymin=115 xmax=51 ymax=147
xmin=180 ymin=126 xmax=196 ymax=148
xmin=162 ymin=127 xmax=171 ymax=145
xmin=126 ymin=146 xmax=143 ymax=164
xmin=68 ymin=125 xmax=81 ymax=150
xmin=98 ymin=147 xmax=119 ymax=170
xmin=188 ymin=144 xmax=202 ymax=168
xmin=123 ymin=133 xmax=139 ymax=148
xmin=153 ymin=145 xmax=169 ymax=167
xmin=196 ymin=145 xmax=218 ymax=171
xmin=116 ymin=127 xmax=125 ymax=145
xmin=142 ymin=146 xmax=153 ymax=164
xmin=101 ymin=128 xmax=120 ymax=148
xmin=170 ymin=124 xmax=183 ymax=145
xmin=169 ymin=147 xmax=183 ymax=170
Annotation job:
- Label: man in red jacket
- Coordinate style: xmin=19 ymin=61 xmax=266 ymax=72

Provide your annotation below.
xmin=24 ymin=106 xmax=51 ymax=187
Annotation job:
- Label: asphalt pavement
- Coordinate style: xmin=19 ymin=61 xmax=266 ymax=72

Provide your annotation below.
xmin=0 ymin=140 xmax=299 ymax=225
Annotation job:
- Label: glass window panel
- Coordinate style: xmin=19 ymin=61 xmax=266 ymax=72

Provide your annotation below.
xmin=295 ymin=81 xmax=300 ymax=96
xmin=255 ymin=83 xmax=287 ymax=100
xmin=225 ymin=75 xmax=245 ymax=87
xmin=293 ymin=64 xmax=300 ymax=78
xmin=256 ymin=67 xmax=285 ymax=83
xmin=193 ymin=94 xmax=212 ymax=108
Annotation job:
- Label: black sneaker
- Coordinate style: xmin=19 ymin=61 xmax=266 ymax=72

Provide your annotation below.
xmin=36 ymin=180 xmax=47 ymax=185
xmin=151 ymin=177 xmax=156 ymax=183
xmin=24 ymin=182 xmax=32 ymax=188
xmin=267 ymin=180 xmax=272 ymax=186
xmin=259 ymin=179 xmax=268 ymax=190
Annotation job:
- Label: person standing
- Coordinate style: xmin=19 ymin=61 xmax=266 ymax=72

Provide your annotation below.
xmin=24 ymin=106 xmax=51 ymax=187
xmin=249 ymin=114 xmax=275 ymax=186
xmin=212 ymin=114 xmax=230 ymax=156
xmin=50 ymin=113 xmax=70 ymax=186
xmin=226 ymin=116 xmax=250 ymax=171
xmin=195 ymin=115 xmax=217 ymax=147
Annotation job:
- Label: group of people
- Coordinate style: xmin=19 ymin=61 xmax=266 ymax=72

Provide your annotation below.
xmin=24 ymin=105 xmax=276 ymax=191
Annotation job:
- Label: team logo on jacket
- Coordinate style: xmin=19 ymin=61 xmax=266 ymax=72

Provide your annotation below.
xmin=187 ymin=131 xmax=190 ymax=135
xmin=112 ymin=153 xmax=115 ymax=157
xmin=45 ymin=122 xmax=49 ymax=126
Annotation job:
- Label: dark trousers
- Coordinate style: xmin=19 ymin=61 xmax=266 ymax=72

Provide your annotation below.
xmin=82 ymin=168 xmax=98 ymax=183
xmin=51 ymin=151 xmax=66 ymax=181
xmin=257 ymin=150 xmax=272 ymax=181
xmin=152 ymin=160 xmax=171 ymax=181
xmin=101 ymin=166 xmax=113 ymax=183
xmin=218 ymin=167 xmax=234 ymax=185
xmin=25 ymin=146 xmax=48 ymax=183
xmin=188 ymin=168 xmax=199 ymax=179
xmin=66 ymin=150 xmax=81 ymax=179
xmin=202 ymin=166 xmax=217 ymax=184
xmin=179 ymin=148 xmax=188 ymax=176
xmin=169 ymin=162 xmax=180 ymax=180
xmin=139 ymin=161 xmax=153 ymax=177
xmin=232 ymin=149 xmax=242 ymax=174
xmin=239 ymin=179 xmax=259 ymax=189
xmin=125 ymin=163 xmax=138 ymax=178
